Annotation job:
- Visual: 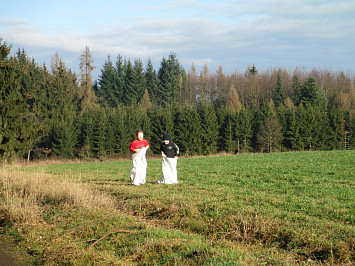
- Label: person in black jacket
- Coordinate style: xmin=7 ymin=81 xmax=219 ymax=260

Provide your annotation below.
xmin=157 ymin=134 xmax=179 ymax=184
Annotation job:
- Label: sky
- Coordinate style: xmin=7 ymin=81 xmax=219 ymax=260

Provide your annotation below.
xmin=1 ymin=0 xmax=354 ymax=81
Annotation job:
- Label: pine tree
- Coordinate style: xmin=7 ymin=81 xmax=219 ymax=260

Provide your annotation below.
xmin=197 ymin=100 xmax=219 ymax=154
xmin=235 ymin=108 xmax=253 ymax=153
xmin=174 ymin=104 xmax=202 ymax=155
xmin=145 ymin=58 xmax=159 ymax=104
xmin=96 ymin=56 xmax=120 ymax=107
xmin=148 ymin=105 xmax=174 ymax=154
xmin=291 ymin=74 xmax=302 ymax=106
xmin=0 ymin=42 xmax=24 ymax=161
xmin=273 ymin=71 xmax=286 ymax=107
xmin=49 ymin=54 xmax=79 ymax=158
xmin=122 ymin=60 xmax=137 ymax=105
xmin=157 ymin=53 xmax=182 ymax=106
xmin=133 ymin=59 xmax=146 ymax=103
xmin=222 ymin=109 xmax=237 ymax=153
xmin=301 ymin=76 xmax=319 ymax=106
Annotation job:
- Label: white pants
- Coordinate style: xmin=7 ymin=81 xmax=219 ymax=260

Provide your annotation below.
xmin=130 ymin=147 xmax=147 ymax=186
xmin=161 ymin=155 xmax=178 ymax=184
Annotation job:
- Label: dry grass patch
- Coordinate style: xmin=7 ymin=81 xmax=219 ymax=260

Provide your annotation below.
xmin=0 ymin=168 xmax=115 ymax=223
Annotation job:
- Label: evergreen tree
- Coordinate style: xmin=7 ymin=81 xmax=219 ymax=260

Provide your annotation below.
xmin=174 ymin=104 xmax=202 ymax=155
xmin=301 ymin=76 xmax=319 ymax=106
xmin=221 ymin=109 xmax=237 ymax=153
xmin=148 ymin=105 xmax=174 ymax=154
xmin=145 ymin=58 xmax=159 ymax=104
xmin=0 ymin=42 xmax=24 ymax=161
xmin=235 ymin=108 xmax=253 ymax=153
xmin=291 ymin=74 xmax=302 ymax=106
xmin=49 ymin=54 xmax=79 ymax=158
xmin=96 ymin=56 xmax=120 ymax=107
xmin=15 ymin=50 xmax=51 ymax=160
xmin=157 ymin=53 xmax=182 ymax=106
xmin=122 ymin=60 xmax=137 ymax=105
xmin=273 ymin=71 xmax=286 ymax=107
xmin=197 ymin=100 xmax=219 ymax=155
xmin=133 ymin=58 xmax=146 ymax=103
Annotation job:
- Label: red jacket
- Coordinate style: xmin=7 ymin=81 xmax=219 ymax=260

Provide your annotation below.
xmin=130 ymin=139 xmax=149 ymax=152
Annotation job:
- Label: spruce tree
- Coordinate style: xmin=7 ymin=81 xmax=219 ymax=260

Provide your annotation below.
xmin=96 ymin=56 xmax=120 ymax=107
xmin=273 ymin=71 xmax=286 ymax=107
xmin=145 ymin=58 xmax=159 ymax=104
xmin=148 ymin=105 xmax=174 ymax=154
xmin=0 ymin=41 xmax=25 ymax=161
xmin=301 ymin=76 xmax=319 ymax=106
xmin=122 ymin=60 xmax=137 ymax=105
xmin=174 ymin=104 xmax=202 ymax=155
xmin=197 ymin=100 xmax=219 ymax=154
xmin=235 ymin=108 xmax=253 ymax=153
xmin=291 ymin=74 xmax=302 ymax=106
xmin=157 ymin=53 xmax=182 ymax=106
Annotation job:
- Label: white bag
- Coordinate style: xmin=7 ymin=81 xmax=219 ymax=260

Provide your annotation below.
xmin=160 ymin=155 xmax=178 ymax=184
xmin=130 ymin=147 xmax=147 ymax=186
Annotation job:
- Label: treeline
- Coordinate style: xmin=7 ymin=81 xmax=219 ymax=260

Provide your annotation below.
xmin=1 ymin=39 xmax=355 ymax=162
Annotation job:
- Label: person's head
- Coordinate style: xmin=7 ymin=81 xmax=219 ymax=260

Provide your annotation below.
xmin=136 ymin=130 xmax=144 ymax=141
xmin=163 ymin=134 xmax=171 ymax=144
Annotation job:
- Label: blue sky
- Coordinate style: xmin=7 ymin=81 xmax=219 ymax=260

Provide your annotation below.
xmin=1 ymin=0 xmax=354 ymax=80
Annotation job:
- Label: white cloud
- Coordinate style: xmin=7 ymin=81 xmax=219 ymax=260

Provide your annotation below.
xmin=1 ymin=0 xmax=354 ymax=78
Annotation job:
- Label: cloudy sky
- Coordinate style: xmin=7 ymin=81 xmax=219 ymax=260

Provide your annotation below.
xmin=1 ymin=0 xmax=354 ymax=80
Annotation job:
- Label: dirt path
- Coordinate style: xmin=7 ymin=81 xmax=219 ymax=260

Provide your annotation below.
xmin=0 ymin=241 xmax=28 ymax=266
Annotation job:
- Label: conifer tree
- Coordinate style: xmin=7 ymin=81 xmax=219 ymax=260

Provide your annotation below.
xmin=49 ymin=54 xmax=79 ymax=158
xmin=291 ymin=74 xmax=302 ymax=106
xmin=273 ymin=71 xmax=286 ymax=107
xmin=122 ymin=60 xmax=137 ymax=105
xmin=148 ymin=105 xmax=174 ymax=153
xmin=235 ymin=108 xmax=253 ymax=153
xmin=174 ymin=104 xmax=202 ymax=155
xmin=157 ymin=53 xmax=182 ymax=106
xmin=301 ymin=76 xmax=319 ymax=106
xmin=222 ymin=109 xmax=237 ymax=153
xmin=197 ymin=100 xmax=219 ymax=154
xmin=0 ymin=41 xmax=23 ymax=161
xmin=133 ymin=59 xmax=146 ymax=103
xmin=96 ymin=56 xmax=120 ymax=107
xmin=145 ymin=58 xmax=159 ymax=104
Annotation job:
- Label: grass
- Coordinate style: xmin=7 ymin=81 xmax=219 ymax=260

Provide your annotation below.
xmin=0 ymin=150 xmax=354 ymax=264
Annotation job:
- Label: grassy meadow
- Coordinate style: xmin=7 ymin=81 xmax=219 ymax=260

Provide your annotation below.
xmin=0 ymin=150 xmax=354 ymax=265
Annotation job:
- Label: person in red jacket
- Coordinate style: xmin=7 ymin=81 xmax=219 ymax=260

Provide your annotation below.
xmin=129 ymin=130 xmax=150 ymax=186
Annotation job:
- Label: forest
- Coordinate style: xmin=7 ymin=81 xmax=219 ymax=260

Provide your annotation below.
xmin=1 ymin=39 xmax=355 ymax=162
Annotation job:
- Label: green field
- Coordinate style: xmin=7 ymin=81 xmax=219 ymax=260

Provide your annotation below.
xmin=1 ymin=150 xmax=354 ymax=265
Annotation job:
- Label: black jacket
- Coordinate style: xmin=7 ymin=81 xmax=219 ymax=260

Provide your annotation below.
xmin=160 ymin=142 xmax=179 ymax=158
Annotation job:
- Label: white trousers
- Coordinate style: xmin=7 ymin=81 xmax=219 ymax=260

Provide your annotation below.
xmin=130 ymin=147 xmax=147 ymax=186
xmin=161 ymin=155 xmax=178 ymax=184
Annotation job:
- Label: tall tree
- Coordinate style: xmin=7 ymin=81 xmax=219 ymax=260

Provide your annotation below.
xmin=157 ymin=53 xmax=182 ymax=106
xmin=257 ymin=117 xmax=283 ymax=152
xmin=0 ymin=42 xmax=24 ymax=161
xmin=79 ymin=46 xmax=97 ymax=112
xmin=301 ymin=76 xmax=319 ymax=106
xmin=273 ymin=71 xmax=286 ymax=107
xmin=291 ymin=74 xmax=302 ymax=106
xmin=197 ymin=100 xmax=219 ymax=155
xmin=145 ymin=58 xmax=159 ymax=104
xmin=96 ymin=56 xmax=120 ymax=107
